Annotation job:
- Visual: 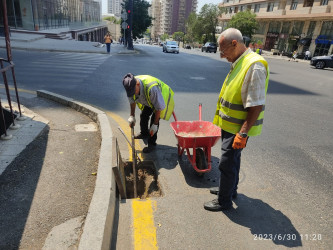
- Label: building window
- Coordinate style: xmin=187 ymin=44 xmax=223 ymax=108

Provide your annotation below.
xmin=247 ymin=5 xmax=252 ymax=11
xmin=290 ymin=0 xmax=298 ymax=10
xmin=281 ymin=21 xmax=291 ymax=33
xmin=256 ymin=22 xmax=267 ymax=34
xmin=254 ymin=4 xmax=260 ymax=12
xmin=303 ymin=0 xmax=314 ymax=7
xmin=307 ymin=21 xmax=316 ymax=37
xmin=291 ymin=21 xmax=304 ymax=36
xmin=267 ymin=3 xmax=274 ymax=12
xmin=320 ymin=0 xmax=329 ymax=5
xmin=240 ymin=6 xmax=244 ymax=12
xmin=320 ymin=21 xmax=333 ymax=37
xmin=268 ymin=21 xmax=281 ymax=33
xmin=234 ymin=7 xmax=238 ymax=13
xmin=229 ymin=7 xmax=233 ymax=14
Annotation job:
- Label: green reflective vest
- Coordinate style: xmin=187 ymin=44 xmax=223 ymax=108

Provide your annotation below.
xmin=134 ymin=75 xmax=175 ymax=121
xmin=213 ymin=52 xmax=270 ymax=136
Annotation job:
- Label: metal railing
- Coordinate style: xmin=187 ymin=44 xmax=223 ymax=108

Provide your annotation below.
xmin=0 ymin=0 xmax=23 ymax=139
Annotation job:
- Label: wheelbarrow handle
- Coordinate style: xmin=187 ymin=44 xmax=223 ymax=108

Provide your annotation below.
xmin=172 ymin=111 xmax=177 ymax=121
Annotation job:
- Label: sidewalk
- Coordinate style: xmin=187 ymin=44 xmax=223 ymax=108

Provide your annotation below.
xmin=0 ymin=32 xmax=137 ymax=54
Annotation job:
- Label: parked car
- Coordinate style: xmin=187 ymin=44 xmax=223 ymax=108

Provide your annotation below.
xmin=163 ymin=41 xmax=179 ymax=53
xmin=201 ymin=42 xmax=217 ymax=53
xmin=310 ymin=54 xmax=333 ymax=69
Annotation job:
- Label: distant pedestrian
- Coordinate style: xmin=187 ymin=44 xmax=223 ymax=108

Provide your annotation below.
xmin=104 ymin=32 xmax=112 ymax=53
xmin=305 ymin=50 xmax=311 ymax=60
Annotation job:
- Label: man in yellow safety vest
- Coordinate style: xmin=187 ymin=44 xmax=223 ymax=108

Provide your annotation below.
xmin=204 ymin=28 xmax=270 ymax=211
xmin=122 ymin=73 xmax=175 ymax=153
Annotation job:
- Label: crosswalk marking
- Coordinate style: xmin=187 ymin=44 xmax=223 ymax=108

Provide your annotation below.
xmin=14 ymin=53 xmax=109 ymax=85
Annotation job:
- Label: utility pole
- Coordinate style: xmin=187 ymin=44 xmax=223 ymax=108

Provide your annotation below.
xmin=127 ymin=0 xmax=134 ymax=50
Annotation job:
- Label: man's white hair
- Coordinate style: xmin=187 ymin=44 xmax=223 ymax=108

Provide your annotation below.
xmin=218 ymin=28 xmax=244 ymax=44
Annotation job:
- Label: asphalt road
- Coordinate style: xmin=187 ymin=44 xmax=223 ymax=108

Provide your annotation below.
xmin=5 ymin=45 xmax=333 ymax=249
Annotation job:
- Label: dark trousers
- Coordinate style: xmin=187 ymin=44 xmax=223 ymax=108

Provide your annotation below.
xmin=140 ymin=106 xmax=159 ymax=146
xmin=218 ymin=130 xmax=244 ymax=207
xmin=106 ymin=43 xmax=111 ymax=53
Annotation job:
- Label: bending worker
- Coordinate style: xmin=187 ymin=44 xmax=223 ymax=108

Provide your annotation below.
xmin=122 ymin=73 xmax=175 ymax=153
xmin=204 ymin=28 xmax=270 ymax=211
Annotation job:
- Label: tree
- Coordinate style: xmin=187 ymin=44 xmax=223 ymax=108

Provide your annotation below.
xmin=185 ymin=12 xmax=197 ymax=45
xmin=197 ymin=4 xmax=222 ymax=43
xmin=103 ymin=16 xmax=120 ymax=24
xmin=160 ymin=33 xmax=169 ymax=41
xmin=121 ymin=0 xmax=152 ymax=40
xmin=172 ymin=31 xmax=184 ymax=44
xmin=227 ymin=11 xmax=258 ymax=38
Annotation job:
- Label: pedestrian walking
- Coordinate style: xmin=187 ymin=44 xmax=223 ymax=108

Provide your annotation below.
xmin=305 ymin=50 xmax=311 ymax=60
xmin=204 ymin=28 xmax=270 ymax=211
xmin=104 ymin=32 xmax=112 ymax=53
xmin=122 ymin=73 xmax=175 ymax=153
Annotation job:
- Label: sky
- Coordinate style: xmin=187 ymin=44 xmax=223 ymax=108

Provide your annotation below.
xmin=101 ymin=0 xmax=222 ymax=15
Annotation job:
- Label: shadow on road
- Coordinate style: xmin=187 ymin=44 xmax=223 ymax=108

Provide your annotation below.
xmin=0 ymin=128 xmax=48 ymax=249
xmin=223 ymin=194 xmax=302 ymax=247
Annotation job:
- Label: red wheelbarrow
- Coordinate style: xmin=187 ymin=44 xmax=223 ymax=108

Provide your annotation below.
xmin=170 ymin=104 xmax=221 ymax=176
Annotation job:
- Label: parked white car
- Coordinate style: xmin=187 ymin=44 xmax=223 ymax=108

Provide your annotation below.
xmin=163 ymin=41 xmax=179 ymax=53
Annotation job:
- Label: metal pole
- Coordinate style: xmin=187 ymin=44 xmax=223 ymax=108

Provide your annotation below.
xmin=127 ymin=0 xmax=134 ymax=50
xmin=131 ymin=127 xmax=137 ymax=198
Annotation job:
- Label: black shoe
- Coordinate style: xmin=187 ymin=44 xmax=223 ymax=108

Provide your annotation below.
xmin=134 ymin=133 xmax=149 ymax=139
xmin=143 ymin=144 xmax=156 ymax=153
xmin=209 ymin=187 xmax=237 ymax=199
xmin=204 ymin=199 xmax=232 ymax=212
xmin=210 ymin=187 xmax=219 ymax=195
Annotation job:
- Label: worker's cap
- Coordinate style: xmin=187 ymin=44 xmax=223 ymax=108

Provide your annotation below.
xmin=122 ymin=73 xmax=137 ymax=97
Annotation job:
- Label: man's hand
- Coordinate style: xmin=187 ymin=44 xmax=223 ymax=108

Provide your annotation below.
xmin=150 ymin=124 xmax=158 ymax=137
xmin=232 ymin=133 xmax=248 ymax=149
xmin=128 ymin=116 xmax=136 ymax=128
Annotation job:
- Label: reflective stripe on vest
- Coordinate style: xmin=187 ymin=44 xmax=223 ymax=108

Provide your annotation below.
xmin=135 ymin=75 xmax=175 ymax=121
xmin=213 ymin=52 xmax=269 ymax=136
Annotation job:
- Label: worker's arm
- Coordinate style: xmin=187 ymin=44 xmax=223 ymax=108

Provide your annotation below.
xmin=130 ymin=102 xmax=136 ymax=116
xmin=153 ymin=110 xmax=161 ymax=125
xmin=232 ymin=105 xmax=263 ymax=149
xmin=239 ymin=105 xmax=263 ymax=134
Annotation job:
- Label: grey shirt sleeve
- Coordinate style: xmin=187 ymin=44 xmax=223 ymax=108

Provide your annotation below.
xmin=149 ymin=86 xmax=166 ymax=111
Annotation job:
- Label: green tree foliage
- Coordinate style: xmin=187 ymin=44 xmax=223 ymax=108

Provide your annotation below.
xmin=172 ymin=32 xmax=184 ymax=43
xmin=227 ymin=11 xmax=258 ymax=38
xmin=185 ymin=12 xmax=198 ymax=44
xmin=122 ymin=0 xmax=152 ymax=40
xmin=160 ymin=33 xmax=169 ymax=41
xmin=197 ymin=4 xmax=222 ymax=43
xmin=103 ymin=16 xmax=120 ymax=24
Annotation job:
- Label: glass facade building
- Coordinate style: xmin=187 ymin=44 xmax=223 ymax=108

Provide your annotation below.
xmin=0 ymin=0 xmax=101 ymax=31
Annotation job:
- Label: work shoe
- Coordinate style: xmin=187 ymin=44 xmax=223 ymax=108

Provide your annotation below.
xmin=134 ymin=133 xmax=149 ymax=139
xmin=204 ymin=199 xmax=232 ymax=212
xmin=209 ymin=187 xmax=237 ymax=199
xmin=143 ymin=144 xmax=156 ymax=153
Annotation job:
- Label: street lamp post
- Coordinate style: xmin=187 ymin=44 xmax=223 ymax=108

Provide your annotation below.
xmin=127 ymin=0 xmax=134 ymax=50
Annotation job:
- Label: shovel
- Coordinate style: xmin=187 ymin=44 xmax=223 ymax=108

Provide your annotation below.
xmin=118 ymin=126 xmax=138 ymax=198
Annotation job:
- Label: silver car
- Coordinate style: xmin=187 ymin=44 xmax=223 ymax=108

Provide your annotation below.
xmin=163 ymin=41 xmax=179 ymax=53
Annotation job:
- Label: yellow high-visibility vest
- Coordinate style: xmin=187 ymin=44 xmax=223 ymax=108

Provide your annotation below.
xmin=213 ymin=52 xmax=270 ymax=136
xmin=134 ymin=75 xmax=175 ymax=121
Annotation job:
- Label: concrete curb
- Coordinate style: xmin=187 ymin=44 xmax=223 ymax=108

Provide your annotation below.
xmin=36 ymin=90 xmax=115 ymax=250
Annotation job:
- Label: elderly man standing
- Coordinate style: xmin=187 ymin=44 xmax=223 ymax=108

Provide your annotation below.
xmin=204 ymin=28 xmax=270 ymax=211
xmin=122 ymin=73 xmax=175 ymax=153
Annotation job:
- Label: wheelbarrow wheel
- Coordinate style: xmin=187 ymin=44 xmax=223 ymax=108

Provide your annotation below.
xmin=195 ymin=148 xmax=207 ymax=177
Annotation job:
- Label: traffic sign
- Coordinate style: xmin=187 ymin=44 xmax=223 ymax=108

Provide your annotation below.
xmin=121 ymin=22 xmax=128 ymax=29
xmin=121 ymin=13 xmax=128 ymax=21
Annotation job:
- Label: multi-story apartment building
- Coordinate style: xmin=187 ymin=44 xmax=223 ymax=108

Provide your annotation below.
xmin=151 ymin=0 xmax=197 ymax=40
xmin=0 ymin=0 xmax=102 ymax=31
xmin=151 ymin=0 xmax=162 ymax=39
xmin=108 ymin=0 xmax=123 ymax=16
xmin=219 ymin=0 xmax=333 ymax=56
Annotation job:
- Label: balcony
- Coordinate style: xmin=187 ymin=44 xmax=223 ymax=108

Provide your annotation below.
xmin=310 ymin=4 xmax=331 ymax=14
